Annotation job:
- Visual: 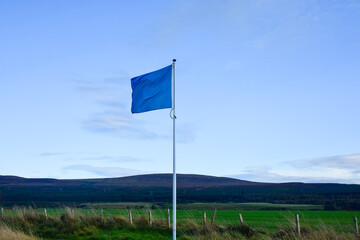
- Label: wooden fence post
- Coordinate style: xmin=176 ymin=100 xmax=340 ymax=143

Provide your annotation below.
xmin=167 ymin=209 xmax=171 ymax=228
xmin=129 ymin=210 xmax=133 ymax=225
xmin=295 ymin=214 xmax=301 ymax=236
xmin=211 ymin=209 xmax=217 ymax=224
xmin=70 ymin=208 xmax=74 ymax=218
xmin=100 ymin=209 xmax=104 ymax=224
xmin=239 ymin=213 xmax=244 ymax=225
xmin=22 ymin=207 xmax=26 ymax=216
xmin=44 ymin=208 xmax=47 ymax=219
xmin=148 ymin=210 xmax=152 ymax=226
xmin=1 ymin=207 xmax=3 ymax=218
xmin=354 ymin=216 xmax=359 ymax=238
xmin=203 ymin=212 xmax=206 ymax=227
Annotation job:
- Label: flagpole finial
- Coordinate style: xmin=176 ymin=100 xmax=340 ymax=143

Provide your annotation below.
xmin=173 ymin=59 xmax=176 ymax=62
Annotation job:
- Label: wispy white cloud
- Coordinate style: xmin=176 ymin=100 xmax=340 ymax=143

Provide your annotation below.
xmin=40 ymin=152 xmax=67 ymax=157
xmin=40 ymin=152 xmax=150 ymax=164
xmin=230 ymin=165 xmax=360 ymax=184
xmin=80 ymin=155 xmax=149 ymax=163
xmin=75 ymin=77 xmax=197 ymax=143
xmin=230 ymin=166 xmax=306 ymax=183
xmin=81 ymin=110 xmax=167 ymax=140
xmin=283 ymin=153 xmax=360 ymax=183
xmin=223 ymin=0 xmax=360 ymax=51
xmin=285 ymin=153 xmax=360 ymax=170
xmin=74 ymin=76 xmax=130 ymax=104
xmin=231 ymin=153 xmax=360 ymax=184
xmin=63 ymin=164 xmax=143 ymax=177
xmin=75 ymin=77 xmax=165 ymax=140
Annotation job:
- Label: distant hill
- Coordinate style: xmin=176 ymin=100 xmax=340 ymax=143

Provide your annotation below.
xmin=1 ymin=174 xmax=360 ymax=210
xmin=0 ymin=174 xmax=262 ymax=188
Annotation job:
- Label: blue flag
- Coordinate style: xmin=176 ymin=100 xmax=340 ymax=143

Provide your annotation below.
xmin=131 ymin=65 xmax=172 ymax=113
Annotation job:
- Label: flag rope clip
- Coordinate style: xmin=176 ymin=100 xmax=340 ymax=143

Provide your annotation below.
xmin=170 ymin=108 xmax=176 ymax=119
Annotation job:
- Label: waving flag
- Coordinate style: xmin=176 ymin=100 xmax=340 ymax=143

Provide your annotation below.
xmin=131 ymin=65 xmax=172 ymax=114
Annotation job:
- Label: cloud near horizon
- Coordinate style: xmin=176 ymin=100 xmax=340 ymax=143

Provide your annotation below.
xmin=285 ymin=153 xmax=360 ymax=170
xmin=63 ymin=164 xmax=144 ymax=177
xmin=231 ymin=153 xmax=360 ymax=184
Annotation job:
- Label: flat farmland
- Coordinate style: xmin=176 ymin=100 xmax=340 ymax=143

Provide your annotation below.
xmin=4 ymin=207 xmax=359 ymax=233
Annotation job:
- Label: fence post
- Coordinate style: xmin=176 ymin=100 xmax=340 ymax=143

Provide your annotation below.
xmin=239 ymin=213 xmax=244 ymax=225
xmin=129 ymin=210 xmax=133 ymax=225
xmin=211 ymin=209 xmax=217 ymax=224
xmin=148 ymin=210 xmax=152 ymax=226
xmin=44 ymin=208 xmax=47 ymax=219
xmin=100 ymin=209 xmax=104 ymax=224
xmin=203 ymin=212 xmax=206 ymax=227
xmin=22 ymin=207 xmax=26 ymax=216
xmin=71 ymin=208 xmax=74 ymax=218
xmin=354 ymin=216 xmax=359 ymax=238
xmin=1 ymin=207 xmax=3 ymax=218
xmin=295 ymin=214 xmax=301 ymax=236
xmin=167 ymin=209 xmax=171 ymax=228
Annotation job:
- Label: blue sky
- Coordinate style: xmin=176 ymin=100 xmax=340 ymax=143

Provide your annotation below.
xmin=1 ymin=0 xmax=360 ymax=183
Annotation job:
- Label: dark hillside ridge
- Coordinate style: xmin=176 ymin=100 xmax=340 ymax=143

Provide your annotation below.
xmin=0 ymin=174 xmax=263 ymax=188
xmin=93 ymin=174 xmax=264 ymax=188
xmin=1 ymin=174 xmax=360 ymax=210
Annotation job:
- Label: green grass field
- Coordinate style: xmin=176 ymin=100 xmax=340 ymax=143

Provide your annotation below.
xmin=4 ymin=207 xmax=359 ymax=233
xmin=84 ymin=202 xmax=324 ymax=210
xmin=1 ymin=203 xmax=359 ymax=239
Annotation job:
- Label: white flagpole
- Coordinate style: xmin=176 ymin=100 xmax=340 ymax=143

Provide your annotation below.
xmin=171 ymin=59 xmax=177 ymax=240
